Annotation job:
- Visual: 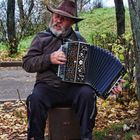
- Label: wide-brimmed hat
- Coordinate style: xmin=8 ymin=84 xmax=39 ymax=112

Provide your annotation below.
xmin=47 ymin=0 xmax=83 ymax=23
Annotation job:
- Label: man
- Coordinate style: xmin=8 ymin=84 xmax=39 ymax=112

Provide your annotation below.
xmin=22 ymin=0 xmax=123 ymax=140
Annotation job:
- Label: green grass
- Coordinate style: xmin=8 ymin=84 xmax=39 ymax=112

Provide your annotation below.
xmin=18 ymin=35 xmax=34 ymax=52
xmin=93 ymin=123 xmax=137 ymax=140
xmin=0 ymin=42 xmax=8 ymax=51
xmin=0 ymin=7 xmax=132 ymax=55
xmin=0 ymin=36 xmax=33 ymax=51
xmin=0 ymin=36 xmax=33 ymax=60
xmin=78 ymin=8 xmax=131 ymax=43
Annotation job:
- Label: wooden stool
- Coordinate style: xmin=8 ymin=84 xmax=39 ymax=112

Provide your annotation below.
xmin=48 ymin=107 xmax=80 ymax=140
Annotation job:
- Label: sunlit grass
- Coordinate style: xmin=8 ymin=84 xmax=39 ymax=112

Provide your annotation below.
xmin=79 ymin=8 xmax=131 ymax=43
xmin=0 ymin=7 xmax=131 ymax=60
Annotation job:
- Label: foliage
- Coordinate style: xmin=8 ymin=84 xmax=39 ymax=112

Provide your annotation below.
xmin=90 ymin=31 xmax=136 ymax=104
xmin=0 ymin=7 xmax=131 ymax=52
xmin=0 ymin=101 xmax=27 ymax=139
xmin=0 ymin=42 xmax=8 ymax=51
xmin=95 ymin=97 xmax=139 ymax=140
xmin=0 ymin=0 xmax=50 ymax=55
xmin=94 ymin=123 xmax=137 ymax=140
xmin=18 ymin=35 xmax=33 ymax=52
xmin=81 ymin=7 xmax=134 ymax=102
xmin=0 ymin=97 xmax=138 ymax=139
xmin=78 ymin=8 xmax=131 ymax=43
xmin=0 ymin=35 xmax=33 ymax=61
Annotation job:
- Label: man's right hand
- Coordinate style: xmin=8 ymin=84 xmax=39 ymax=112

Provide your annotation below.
xmin=50 ymin=50 xmax=67 ymax=64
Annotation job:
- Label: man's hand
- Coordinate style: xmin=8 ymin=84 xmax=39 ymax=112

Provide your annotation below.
xmin=111 ymin=79 xmax=125 ymax=94
xmin=50 ymin=50 xmax=67 ymax=64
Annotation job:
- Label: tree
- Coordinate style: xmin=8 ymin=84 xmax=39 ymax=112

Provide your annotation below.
xmin=128 ymin=0 xmax=140 ymax=133
xmin=0 ymin=0 xmax=7 ymax=42
xmin=92 ymin=0 xmax=103 ymax=8
xmin=6 ymin=0 xmax=38 ymax=55
xmin=78 ymin=0 xmax=91 ymax=12
xmin=17 ymin=0 xmax=34 ymax=38
xmin=7 ymin=0 xmax=18 ymax=54
xmin=4 ymin=0 xmax=49 ymax=55
xmin=114 ymin=0 xmax=125 ymax=36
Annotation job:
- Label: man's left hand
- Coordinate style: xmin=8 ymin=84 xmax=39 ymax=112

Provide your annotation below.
xmin=111 ymin=79 xmax=125 ymax=94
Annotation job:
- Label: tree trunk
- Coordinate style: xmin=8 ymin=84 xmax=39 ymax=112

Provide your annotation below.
xmin=114 ymin=0 xmax=125 ymax=36
xmin=17 ymin=0 xmax=25 ymax=21
xmin=7 ymin=0 xmax=18 ymax=55
xmin=128 ymin=0 xmax=140 ymax=133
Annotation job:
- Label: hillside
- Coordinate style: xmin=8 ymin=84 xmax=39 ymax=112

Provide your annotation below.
xmin=20 ymin=8 xmax=131 ymax=49
xmin=0 ymin=8 xmax=132 ymax=61
xmin=78 ymin=8 xmax=131 ymax=43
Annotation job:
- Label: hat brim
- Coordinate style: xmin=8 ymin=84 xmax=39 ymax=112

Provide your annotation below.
xmin=47 ymin=6 xmax=83 ymax=23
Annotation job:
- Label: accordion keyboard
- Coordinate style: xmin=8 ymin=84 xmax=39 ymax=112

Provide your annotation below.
xmin=58 ymin=42 xmax=89 ymax=83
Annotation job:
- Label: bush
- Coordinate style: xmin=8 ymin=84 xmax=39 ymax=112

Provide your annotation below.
xmin=91 ymin=32 xmax=136 ymax=103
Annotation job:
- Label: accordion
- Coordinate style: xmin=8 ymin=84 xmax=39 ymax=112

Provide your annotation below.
xmin=57 ymin=41 xmax=126 ymax=99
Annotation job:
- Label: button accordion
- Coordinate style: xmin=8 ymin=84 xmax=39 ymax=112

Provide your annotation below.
xmin=57 ymin=41 xmax=126 ymax=99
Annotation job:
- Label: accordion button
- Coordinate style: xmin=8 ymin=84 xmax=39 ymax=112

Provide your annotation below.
xmin=78 ymin=69 xmax=81 ymax=72
xmin=79 ymin=60 xmax=83 ymax=65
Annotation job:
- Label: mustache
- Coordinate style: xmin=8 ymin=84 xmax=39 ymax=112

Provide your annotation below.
xmin=52 ymin=23 xmax=65 ymax=30
xmin=49 ymin=22 xmax=66 ymax=37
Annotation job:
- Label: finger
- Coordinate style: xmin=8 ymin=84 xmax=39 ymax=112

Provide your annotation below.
xmin=58 ymin=57 xmax=67 ymax=63
xmin=116 ymin=85 xmax=122 ymax=92
xmin=118 ymin=79 xmax=126 ymax=83
xmin=111 ymin=89 xmax=119 ymax=94
xmin=58 ymin=54 xmax=66 ymax=59
xmin=112 ymin=85 xmax=122 ymax=94
xmin=59 ymin=53 xmax=66 ymax=59
xmin=57 ymin=59 xmax=66 ymax=64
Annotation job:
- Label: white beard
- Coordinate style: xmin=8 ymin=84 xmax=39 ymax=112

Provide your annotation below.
xmin=49 ymin=26 xmax=63 ymax=37
xmin=49 ymin=21 xmax=65 ymax=37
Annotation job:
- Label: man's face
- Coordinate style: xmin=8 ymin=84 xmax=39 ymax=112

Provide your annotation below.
xmin=49 ymin=13 xmax=74 ymax=37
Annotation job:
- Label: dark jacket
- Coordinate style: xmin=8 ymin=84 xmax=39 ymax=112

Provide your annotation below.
xmin=22 ymin=28 xmax=85 ymax=88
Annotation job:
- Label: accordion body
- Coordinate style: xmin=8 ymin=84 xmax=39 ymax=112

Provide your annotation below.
xmin=58 ymin=41 xmax=126 ymax=99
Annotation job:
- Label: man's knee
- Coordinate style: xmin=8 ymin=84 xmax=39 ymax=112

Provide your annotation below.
xmin=79 ymin=85 xmax=96 ymax=100
xmin=26 ymin=92 xmax=42 ymax=115
xmin=26 ymin=93 xmax=39 ymax=106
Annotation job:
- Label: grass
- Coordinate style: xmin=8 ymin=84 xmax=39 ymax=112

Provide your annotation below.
xmin=0 ymin=36 xmax=33 ymax=61
xmin=18 ymin=35 xmax=33 ymax=52
xmin=94 ymin=123 xmax=137 ymax=140
xmin=0 ymin=42 xmax=8 ymax=51
xmin=0 ymin=7 xmax=132 ymax=59
xmin=78 ymin=8 xmax=131 ymax=43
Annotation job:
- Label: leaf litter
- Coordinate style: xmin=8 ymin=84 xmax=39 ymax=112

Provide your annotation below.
xmin=0 ymin=95 xmax=138 ymax=140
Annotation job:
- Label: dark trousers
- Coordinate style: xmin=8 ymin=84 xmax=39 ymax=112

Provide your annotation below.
xmin=26 ymin=82 xmax=97 ymax=140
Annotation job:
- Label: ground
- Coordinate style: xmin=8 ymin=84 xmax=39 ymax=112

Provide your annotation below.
xmin=0 ymin=96 xmax=139 ymax=140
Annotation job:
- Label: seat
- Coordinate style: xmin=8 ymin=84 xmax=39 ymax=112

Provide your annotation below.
xmin=48 ymin=107 xmax=81 ymax=140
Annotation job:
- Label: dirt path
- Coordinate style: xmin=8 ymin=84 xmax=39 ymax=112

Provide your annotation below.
xmin=0 ymin=67 xmax=35 ymax=101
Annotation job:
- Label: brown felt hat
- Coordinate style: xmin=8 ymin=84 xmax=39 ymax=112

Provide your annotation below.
xmin=47 ymin=0 xmax=83 ymax=23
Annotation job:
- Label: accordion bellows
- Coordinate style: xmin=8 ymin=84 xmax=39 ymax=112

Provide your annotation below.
xmin=58 ymin=41 xmax=126 ymax=99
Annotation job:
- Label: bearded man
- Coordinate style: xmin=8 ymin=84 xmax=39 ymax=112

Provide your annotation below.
xmin=22 ymin=0 xmax=123 ymax=140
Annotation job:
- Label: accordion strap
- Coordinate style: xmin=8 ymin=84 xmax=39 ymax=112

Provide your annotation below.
xmin=74 ymin=31 xmax=82 ymax=41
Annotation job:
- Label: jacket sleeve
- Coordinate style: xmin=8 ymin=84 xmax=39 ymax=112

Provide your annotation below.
xmin=22 ymin=34 xmax=52 ymax=73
